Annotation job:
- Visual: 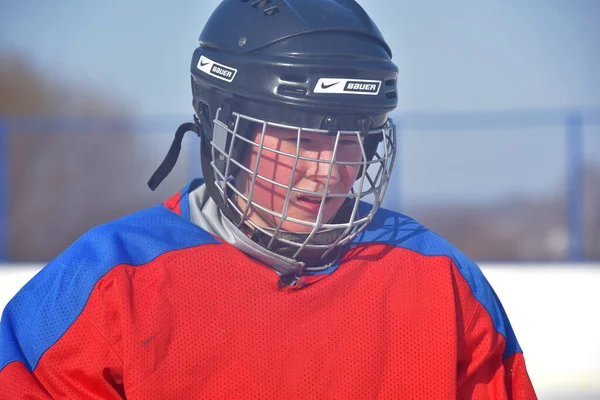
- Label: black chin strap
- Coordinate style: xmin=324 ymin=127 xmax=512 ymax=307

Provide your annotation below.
xmin=147 ymin=119 xmax=200 ymax=191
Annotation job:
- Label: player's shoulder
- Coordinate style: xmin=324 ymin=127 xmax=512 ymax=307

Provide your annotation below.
xmin=354 ymin=203 xmax=477 ymax=271
xmin=0 ymin=200 xmax=222 ymax=372
xmin=358 ymin=205 xmax=523 ymax=358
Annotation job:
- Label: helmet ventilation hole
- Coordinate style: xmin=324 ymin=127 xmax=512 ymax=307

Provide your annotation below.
xmin=264 ymin=6 xmax=280 ymax=16
xmin=277 ymin=85 xmax=307 ymax=97
xmin=280 ymin=74 xmax=308 ymax=83
xmin=251 ymin=0 xmax=271 ymax=8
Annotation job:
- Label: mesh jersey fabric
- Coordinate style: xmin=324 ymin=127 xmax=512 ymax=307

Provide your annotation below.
xmin=0 ymin=180 xmax=537 ymax=399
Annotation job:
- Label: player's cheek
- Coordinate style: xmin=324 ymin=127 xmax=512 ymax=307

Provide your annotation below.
xmin=252 ymin=151 xmax=294 ymax=210
xmin=340 ymin=164 xmax=361 ymax=189
xmin=254 ymin=151 xmax=276 ymax=182
xmin=254 ymin=147 xmax=297 ymax=188
xmin=327 ymin=198 xmax=345 ymax=217
xmin=273 ymin=154 xmax=300 ymax=213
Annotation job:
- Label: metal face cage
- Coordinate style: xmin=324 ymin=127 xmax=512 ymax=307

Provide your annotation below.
xmin=209 ymin=108 xmax=396 ymax=262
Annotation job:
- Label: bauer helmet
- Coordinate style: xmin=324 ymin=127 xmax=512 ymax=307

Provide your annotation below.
xmin=150 ymin=0 xmax=398 ymax=267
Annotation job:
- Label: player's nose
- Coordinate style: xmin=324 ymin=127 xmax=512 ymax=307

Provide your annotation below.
xmin=304 ymin=148 xmax=342 ymax=187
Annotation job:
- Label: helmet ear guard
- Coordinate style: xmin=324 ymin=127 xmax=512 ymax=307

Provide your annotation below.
xmin=206 ymin=99 xmax=253 ymax=181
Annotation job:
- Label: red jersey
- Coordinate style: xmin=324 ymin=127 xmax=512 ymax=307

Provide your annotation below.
xmin=0 ymin=180 xmax=536 ymax=399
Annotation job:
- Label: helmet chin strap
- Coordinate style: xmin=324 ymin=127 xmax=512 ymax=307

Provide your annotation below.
xmin=147 ymin=117 xmax=201 ymax=191
xmin=249 ymin=228 xmax=343 ymax=269
xmin=145 ymin=111 xmax=244 ymax=228
xmin=145 ymin=109 xmax=252 ymax=232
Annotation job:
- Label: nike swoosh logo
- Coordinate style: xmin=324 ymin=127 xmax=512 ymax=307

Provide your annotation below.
xmin=321 ymin=81 xmax=339 ymax=89
xmin=200 ymin=60 xmax=209 ymax=67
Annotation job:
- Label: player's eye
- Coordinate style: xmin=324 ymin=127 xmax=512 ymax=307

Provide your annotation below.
xmin=283 ymin=137 xmax=312 ymax=144
xmin=337 ymin=137 xmax=361 ymax=147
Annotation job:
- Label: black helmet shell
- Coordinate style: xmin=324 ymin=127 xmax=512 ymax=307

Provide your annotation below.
xmin=191 ymin=0 xmax=398 ymax=131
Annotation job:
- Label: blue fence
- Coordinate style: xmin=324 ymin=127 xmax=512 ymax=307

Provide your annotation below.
xmin=0 ymin=108 xmax=599 ymax=262
xmin=0 ymin=121 xmax=7 ymax=263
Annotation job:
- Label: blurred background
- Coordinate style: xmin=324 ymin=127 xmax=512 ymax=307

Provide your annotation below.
xmin=0 ymin=0 xmax=599 ymax=398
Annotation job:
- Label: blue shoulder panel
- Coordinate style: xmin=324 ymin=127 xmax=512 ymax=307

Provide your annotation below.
xmin=353 ymin=204 xmax=521 ymax=358
xmin=0 ymin=203 xmax=220 ymax=372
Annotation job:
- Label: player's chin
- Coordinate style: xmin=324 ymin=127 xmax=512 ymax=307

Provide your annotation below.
xmin=277 ymin=210 xmax=338 ymax=233
xmin=276 ymin=218 xmax=316 ymax=234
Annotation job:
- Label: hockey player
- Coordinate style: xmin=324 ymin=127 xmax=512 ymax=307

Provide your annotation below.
xmin=0 ymin=0 xmax=537 ymax=398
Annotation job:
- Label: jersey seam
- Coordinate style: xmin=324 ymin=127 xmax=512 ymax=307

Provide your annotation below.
xmin=464 ymin=298 xmax=482 ymax=334
xmin=80 ymin=265 xmax=126 ymax=365
xmin=0 ymin=361 xmax=52 ymax=396
xmin=80 ymin=313 xmax=124 ymax=365
xmin=449 ymin=258 xmax=482 ymax=349
xmin=449 ymin=258 xmax=510 ymax=357
xmin=449 ymin=258 xmax=485 ymax=334
xmin=0 ymin=360 xmax=21 ymax=375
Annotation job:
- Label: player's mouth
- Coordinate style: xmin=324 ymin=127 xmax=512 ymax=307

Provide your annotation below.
xmin=295 ymin=195 xmax=330 ymax=212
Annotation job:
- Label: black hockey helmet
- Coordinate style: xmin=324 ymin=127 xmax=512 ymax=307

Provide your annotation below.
xmin=149 ymin=0 xmax=398 ymax=267
xmin=192 ymin=0 xmax=397 ymax=133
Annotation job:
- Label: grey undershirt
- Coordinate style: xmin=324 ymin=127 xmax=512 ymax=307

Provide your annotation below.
xmin=187 ymin=183 xmax=305 ymax=277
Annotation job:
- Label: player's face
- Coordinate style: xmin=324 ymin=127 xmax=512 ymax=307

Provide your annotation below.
xmin=236 ymin=124 xmax=363 ymax=233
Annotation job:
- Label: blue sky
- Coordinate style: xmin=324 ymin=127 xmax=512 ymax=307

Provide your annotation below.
xmin=1 ymin=0 xmax=599 ymax=204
